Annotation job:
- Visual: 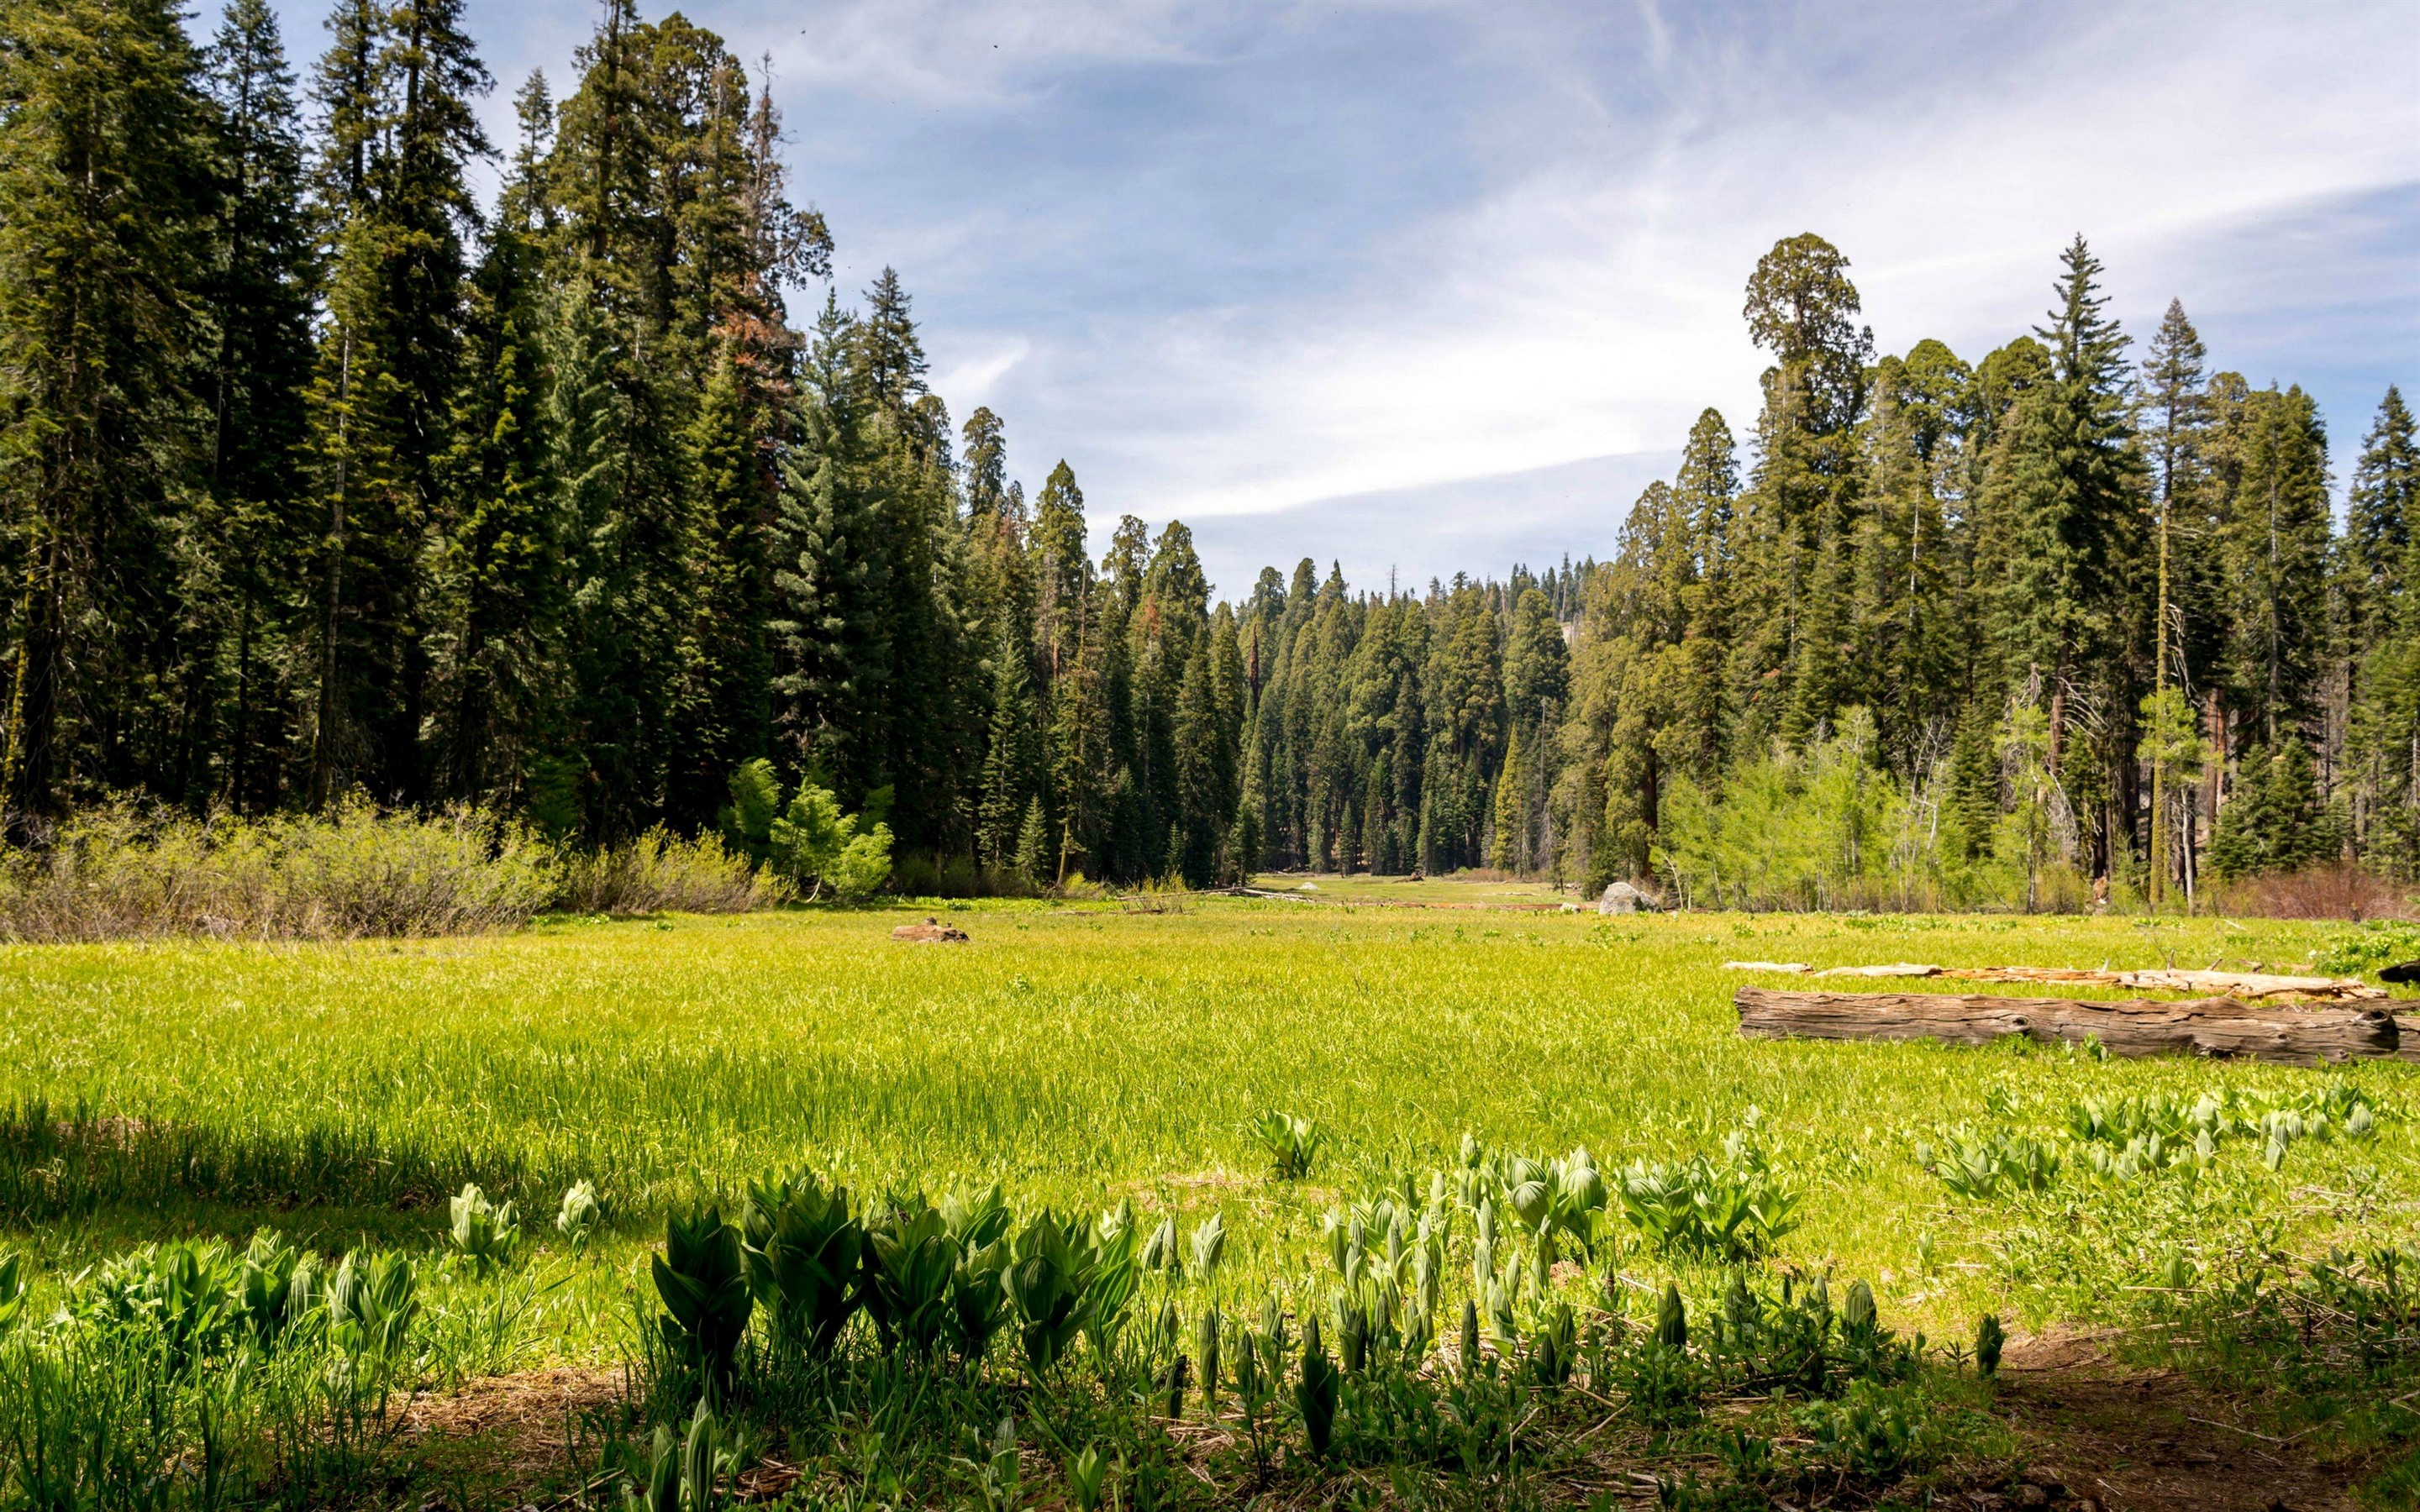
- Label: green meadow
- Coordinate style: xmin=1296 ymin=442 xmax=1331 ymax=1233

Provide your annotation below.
xmin=7 ymin=897 xmax=2410 ymax=1360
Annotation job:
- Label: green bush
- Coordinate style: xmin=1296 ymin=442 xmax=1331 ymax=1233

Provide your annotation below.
xmin=0 ymin=798 xmax=558 ymax=940
xmin=0 ymin=798 xmax=779 ymax=940
xmin=550 ymin=827 xmax=775 ymax=915
xmin=720 ymin=760 xmax=893 ymax=900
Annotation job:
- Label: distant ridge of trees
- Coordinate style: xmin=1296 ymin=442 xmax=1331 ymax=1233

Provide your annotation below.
xmin=0 ymin=0 xmax=2411 ymax=901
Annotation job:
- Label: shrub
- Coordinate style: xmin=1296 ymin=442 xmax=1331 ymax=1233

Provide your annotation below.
xmin=2215 ymin=864 xmax=2414 ymax=921
xmin=0 ymin=799 xmax=557 ymax=941
xmin=550 ymin=828 xmax=776 ymax=915
xmin=1915 ymin=1127 xmax=2060 ymax=1199
xmin=0 ymin=800 xmax=783 ymax=941
xmin=446 ymin=1183 xmax=520 ymax=1273
xmin=1796 ymin=1378 xmax=1946 ymax=1478
xmin=720 ymin=763 xmax=893 ymax=900
xmin=653 ymin=1207 xmax=753 ymax=1394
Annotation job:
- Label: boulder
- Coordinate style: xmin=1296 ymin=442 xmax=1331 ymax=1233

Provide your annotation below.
xmin=1597 ymin=881 xmax=1660 ymax=915
xmin=892 ymin=917 xmax=971 ymax=943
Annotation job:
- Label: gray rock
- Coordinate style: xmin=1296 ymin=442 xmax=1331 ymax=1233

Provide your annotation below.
xmin=1597 ymin=881 xmax=1660 ymax=915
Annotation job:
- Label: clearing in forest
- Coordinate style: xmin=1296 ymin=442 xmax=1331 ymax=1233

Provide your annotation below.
xmin=2 ymin=892 xmax=2412 ymax=1509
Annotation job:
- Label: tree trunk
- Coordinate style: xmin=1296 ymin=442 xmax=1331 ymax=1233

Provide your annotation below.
xmin=1734 ymin=986 xmax=2401 ymax=1065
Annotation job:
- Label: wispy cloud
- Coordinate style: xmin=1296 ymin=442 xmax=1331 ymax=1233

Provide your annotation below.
xmin=1086 ymin=0 xmax=2419 ymax=529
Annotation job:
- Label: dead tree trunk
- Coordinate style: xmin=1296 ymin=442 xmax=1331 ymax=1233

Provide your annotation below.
xmin=1734 ymin=986 xmax=2402 ymax=1066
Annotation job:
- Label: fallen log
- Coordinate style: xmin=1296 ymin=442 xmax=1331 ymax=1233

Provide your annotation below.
xmin=2104 ymin=969 xmax=2385 ymax=1001
xmin=1734 ymin=986 xmax=2402 ymax=1065
xmin=1721 ymin=961 xmax=2385 ymax=1000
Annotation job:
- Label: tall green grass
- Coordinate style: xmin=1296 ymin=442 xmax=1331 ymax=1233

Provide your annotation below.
xmin=3 ymin=906 xmax=2410 ymax=1326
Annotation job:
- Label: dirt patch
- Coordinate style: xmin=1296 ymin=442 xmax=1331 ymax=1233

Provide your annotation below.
xmin=402 ymin=1365 xmax=626 ymax=1483
xmin=1992 ymin=1330 xmax=2358 ymax=1512
xmin=1139 ymin=1169 xmax=1257 ymax=1194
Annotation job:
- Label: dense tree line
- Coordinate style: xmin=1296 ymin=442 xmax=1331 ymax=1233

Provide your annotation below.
xmin=1 ymin=0 xmax=2411 ymax=897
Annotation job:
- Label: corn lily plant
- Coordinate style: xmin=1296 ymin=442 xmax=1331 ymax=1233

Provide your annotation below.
xmin=865 ymin=1200 xmax=957 ymax=1357
xmin=655 ymin=1209 xmax=752 ymax=1393
xmin=739 ymin=1175 xmax=861 ymax=1357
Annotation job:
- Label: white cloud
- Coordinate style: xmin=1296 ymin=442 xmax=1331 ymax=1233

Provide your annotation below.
xmin=1011 ymin=0 xmax=2417 ymax=533
xmin=933 ymin=337 xmax=1033 ymax=409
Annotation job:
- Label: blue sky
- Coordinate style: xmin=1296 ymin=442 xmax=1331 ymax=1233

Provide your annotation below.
xmin=280 ymin=0 xmax=2420 ymax=598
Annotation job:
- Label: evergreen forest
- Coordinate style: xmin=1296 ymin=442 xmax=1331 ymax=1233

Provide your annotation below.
xmin=3 ymin=0 xmax=2414 ymax=906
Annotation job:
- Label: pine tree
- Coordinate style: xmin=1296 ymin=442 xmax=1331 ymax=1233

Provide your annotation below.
xmin=0 ymin=0 xmax=212 ymax=821
xmin=1423 ymin=583 xmax=1502 ymax=870
xmin=1033 ymin=461 xmax=1091 ymax=684
xmin=2347 ymin=387 xmax=2416 ymax=636
xmin=1855 ymin=340 xmax=1965 ymax=756
xmin=1489 ymin=722 xmax=1524 ymax=871
xmin=1728 ymin=234 xmax=1872 ymax=751
xmin=2348 ymin=388 xmax=2420 ymax=868
xmin=535 ymin=4 xmax=818 ymax=834
xmin=1502 ymin=587 xmax=1568 ymax=732
xmin=529 ymin=271 xmax=623 ymax=835
xmin=771 ymin=294 xmax=888 ymax=794
xmin=1996 ymin=239 xmax=2139 ymax=736
xmin=1944 ymin=701 xmax=1999 ymax=862
xmin=300 ymin=0 xmax=492 ymax=806
xmin=2140 ymin=301 xmax=2207 ymax=685
xmin=1986 ymin=236 xmax=2147 ymax=875
xmin=671 ymin=349 xmax=775 ymax=823
xmin=978 ymin=622 xmax=1044 ymax=870
xmin=200 ymin=0 xmax=317 ymax=810
xmin=2139 ymin=299 xmax=2207 ymax=900
xmin=2207 ymin=741 xmax=2341 ymax=881
xmin=498 ymin=71 xmax=553 ymax=234
xmin=2219 ymin=386 xmax=2330 ymax=745
xmin=1172 ymin=617 xmax=1238 ymax=885
xmin=1668 ymin=408 xmax=1737 ymax=780
xmin=1013 ymin=795 xmax=1048 ymax=883
xmin=434 ymin=192 xmax=557 ymax=804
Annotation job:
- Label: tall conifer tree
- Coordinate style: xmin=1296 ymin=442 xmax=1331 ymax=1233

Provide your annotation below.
xmin=0 ymin=0 xmax=211 ymax=821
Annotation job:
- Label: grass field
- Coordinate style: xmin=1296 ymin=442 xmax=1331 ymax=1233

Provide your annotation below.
xmin=3 ymin=890 xmax=2416 ymax=1505
xmin=7 ymin=899 xmax=2411 ymax=1327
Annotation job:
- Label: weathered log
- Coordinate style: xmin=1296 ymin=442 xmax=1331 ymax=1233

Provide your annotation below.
xmin=1723 ymin=961 xmax=2385 ymax=1000
xmin=2102 ymin=969 xmax=2384 ymax=1001
xmin=1734 ymin=986 xmax=2402 ymax=1065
